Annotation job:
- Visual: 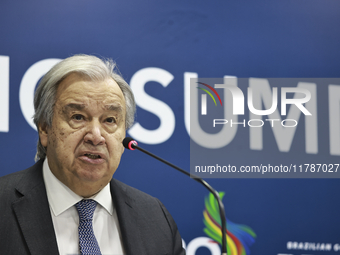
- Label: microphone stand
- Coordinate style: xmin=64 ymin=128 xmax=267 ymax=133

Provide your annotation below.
xmin=123 ymin=138 xmax=227 ymax=255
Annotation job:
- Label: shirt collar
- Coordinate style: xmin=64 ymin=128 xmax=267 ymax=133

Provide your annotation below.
xmin=42 ymin=158 xmax=113 ymax=216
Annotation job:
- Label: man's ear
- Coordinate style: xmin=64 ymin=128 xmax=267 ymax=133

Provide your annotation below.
xmin=38 ymin=123 xmax=49 ymax=147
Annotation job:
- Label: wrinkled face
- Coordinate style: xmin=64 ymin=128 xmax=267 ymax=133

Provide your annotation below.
xmin=39 ymin=73 xmax=126 ymax=197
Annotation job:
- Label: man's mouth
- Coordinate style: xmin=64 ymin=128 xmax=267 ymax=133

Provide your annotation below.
xmin=84 ymin=153 xmax=101 ymax=159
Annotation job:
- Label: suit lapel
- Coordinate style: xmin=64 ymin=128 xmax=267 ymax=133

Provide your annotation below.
xmin=110 ymin=179 xmax=147 ymax=255
xmin=12 ymin=161 xmax=59 ymax=255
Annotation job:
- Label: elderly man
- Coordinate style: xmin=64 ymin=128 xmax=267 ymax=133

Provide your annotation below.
xmin=0 ymin=55 xmax=185 ymax=255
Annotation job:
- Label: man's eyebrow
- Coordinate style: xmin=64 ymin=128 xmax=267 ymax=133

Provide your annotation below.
xmin=63 ymin=103 xmax=86 ymax=112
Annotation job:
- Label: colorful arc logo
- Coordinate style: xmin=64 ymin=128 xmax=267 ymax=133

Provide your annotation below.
xmin=203 ymin=192 xmax=256 ymax=255
xmin=197 ymin=82 xmax=223 ymax=104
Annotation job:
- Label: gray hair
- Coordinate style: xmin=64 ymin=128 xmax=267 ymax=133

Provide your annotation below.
xmin=33 ymin=54 xmax=136 ymax=161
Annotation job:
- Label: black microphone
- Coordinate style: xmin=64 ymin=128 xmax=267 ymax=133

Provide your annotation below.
xmin=122 ymin=137 xmax=227 ymax=255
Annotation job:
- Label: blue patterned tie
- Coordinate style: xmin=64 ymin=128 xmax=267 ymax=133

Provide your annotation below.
xmin=75 ymin=199 xmax=102 ymax=255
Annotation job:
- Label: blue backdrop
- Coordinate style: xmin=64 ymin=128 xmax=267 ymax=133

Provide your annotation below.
xmin=1 ymin=1 xmax=340 ymax=254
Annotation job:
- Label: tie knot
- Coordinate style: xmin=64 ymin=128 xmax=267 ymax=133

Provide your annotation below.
xmin=75 ymin=199 xmax=97 ymax=221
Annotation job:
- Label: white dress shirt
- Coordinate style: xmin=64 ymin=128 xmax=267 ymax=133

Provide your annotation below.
xmin=42 ymin=158 xmax=125 ymax=255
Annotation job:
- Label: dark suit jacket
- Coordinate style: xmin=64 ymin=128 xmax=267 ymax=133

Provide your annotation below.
xmin=0 ymin=160 xmax=185 ymax=255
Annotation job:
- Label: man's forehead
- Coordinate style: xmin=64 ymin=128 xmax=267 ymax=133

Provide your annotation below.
xmin=63 ymin=103 xmax=124 ymax=112
xmin=56 ymin=74 xmax=126 ymax=105
xmin=57 ymin=73 xmax=123 ymax=94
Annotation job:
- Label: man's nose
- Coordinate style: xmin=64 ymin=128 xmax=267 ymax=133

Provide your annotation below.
xmin=84 ymin=121 xmax=106 ymax=146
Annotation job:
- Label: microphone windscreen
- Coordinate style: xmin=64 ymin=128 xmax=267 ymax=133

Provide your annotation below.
xmin=122 ymin=137 xmax=137 ymax=150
